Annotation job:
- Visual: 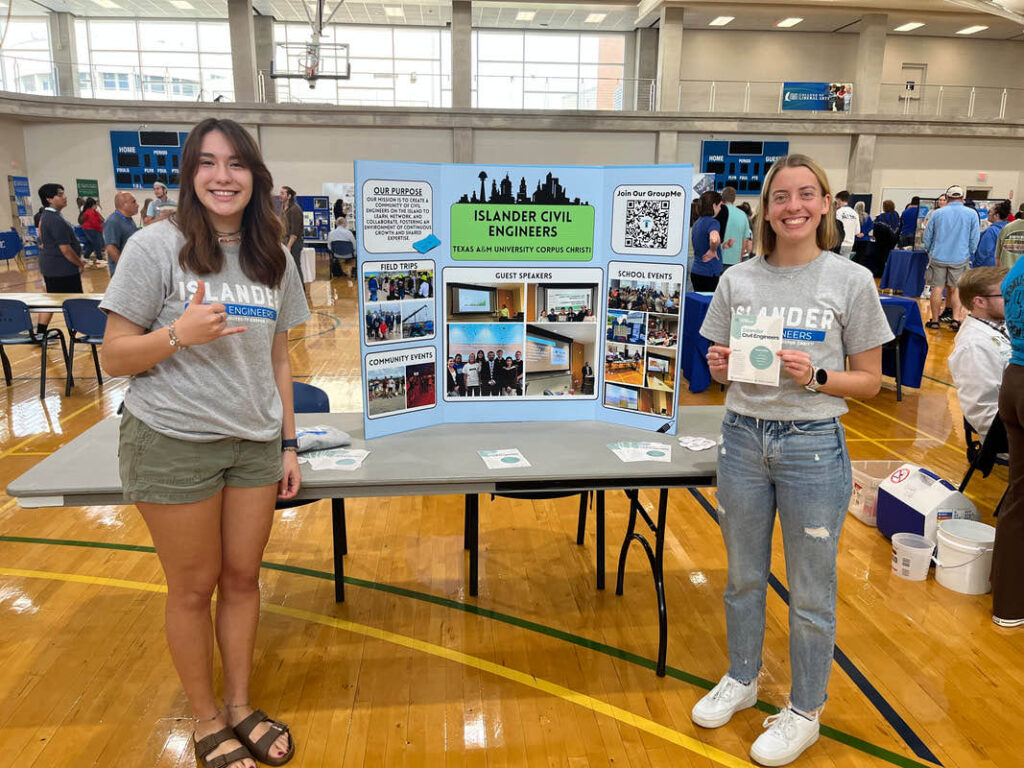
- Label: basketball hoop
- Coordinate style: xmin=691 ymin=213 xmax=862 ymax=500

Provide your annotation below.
xmin=268 ymin=1 xmax=350 ymax=87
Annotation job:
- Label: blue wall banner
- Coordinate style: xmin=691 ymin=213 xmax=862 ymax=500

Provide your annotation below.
xmin=782 ymin=82 xmax=852 ymax=112
xmin=355 ymin=161 xmax=693 ymax=439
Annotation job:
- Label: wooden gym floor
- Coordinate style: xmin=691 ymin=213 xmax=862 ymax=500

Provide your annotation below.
xmin=0 ymin=257 xmax=1017 ymax=768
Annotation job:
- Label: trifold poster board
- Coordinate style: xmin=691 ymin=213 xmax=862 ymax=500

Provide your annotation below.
xmin=355 ymin=162 xmax=692 ymax=439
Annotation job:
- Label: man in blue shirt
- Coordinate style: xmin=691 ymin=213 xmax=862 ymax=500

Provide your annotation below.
xmin=923 ymin=185 xmax=980 ymax=329
xmin=974 ymin=200 xmax=1010 ymax=268
xmin=899 ymin=196 xmax=920 ymax=247
xmin=101 ymin=191 xmax=139 ymax=277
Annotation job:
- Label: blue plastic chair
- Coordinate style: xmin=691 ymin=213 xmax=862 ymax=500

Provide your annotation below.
xmin=330 ymin=240 xmax=354 ymax=259
xmin=62 ymin=298 xmax=107 ymax=396
xmin=0 ymin=298 xmax=69 ymax=399
xmin=280 ymin=381 xmax=348 ymax=601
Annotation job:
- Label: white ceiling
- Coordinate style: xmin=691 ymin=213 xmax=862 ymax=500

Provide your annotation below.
xmin=9 ymin=0 xmax=1024 ymax=38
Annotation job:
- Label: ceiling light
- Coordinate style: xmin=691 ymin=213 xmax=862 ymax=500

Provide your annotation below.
xmin=775 ymin=17 xmax=803 ymax=28
xmin=956 ymin=25 xmax=988 ymax=34
xmin=170 ymin=0 xmax=194 ymax=8
xmin=516 ymin=11 xmax=535 ymax=21
xmin=709 ymin=16 xmax=735 ymax=26
xmin=384 ymin=6 xmax=404 ymax=17
xmin=893 ymin=22 xmax=924 ymax=32
xmin=91 ymin=0 xmax=121 ymax=7
xmin=585 ymin=13 xmax=607 ymax=23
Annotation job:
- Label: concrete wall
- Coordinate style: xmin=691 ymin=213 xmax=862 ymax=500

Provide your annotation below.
xmin=257 ymin=126 xmax=454 ymax=194
xmin=474 ymin=130 xmax=656 ymax=165
xmin=683 ymin=31 xmax=858 ymax=83
xmin=18 ymin=118 xmax=1024 ymax=221
xmin=0 ymin=118 xmax=28 ymax=227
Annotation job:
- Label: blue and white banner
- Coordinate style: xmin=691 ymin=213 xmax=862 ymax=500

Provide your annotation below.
xmin=782 ymin=82 xmax=852 ymax=112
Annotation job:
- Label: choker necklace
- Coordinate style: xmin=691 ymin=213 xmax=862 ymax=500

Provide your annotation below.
xmin=215 ymin=228 xmax=242 ymax=244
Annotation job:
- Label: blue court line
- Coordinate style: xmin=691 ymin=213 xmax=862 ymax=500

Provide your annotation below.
xmin=686 ymin=487 xmax=943 ymax=767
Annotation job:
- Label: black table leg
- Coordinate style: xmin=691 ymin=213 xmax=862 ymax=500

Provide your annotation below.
xmin=615 ymin=488 xmax=669 ymax=677
xmin=331 ymin=498 xmax=346 ymax=602
xmin=467 ymin=493 xmax=479 ymax=596
xmin=596 ymin=490 xmax=605 ymax=590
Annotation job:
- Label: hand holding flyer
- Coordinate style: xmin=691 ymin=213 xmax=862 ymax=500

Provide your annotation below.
xmin=727 ymin=313 xmax=784 ymax=386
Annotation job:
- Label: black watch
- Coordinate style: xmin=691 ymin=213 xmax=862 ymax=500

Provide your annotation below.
xmin=281 ymin=438 xmax=299 ymax=450
xmin=805 ymin=367 xmax=828 ymax=392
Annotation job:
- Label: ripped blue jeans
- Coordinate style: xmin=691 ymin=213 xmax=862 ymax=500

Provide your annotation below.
xmin=716 ymin=410 xmax=852 ymax=712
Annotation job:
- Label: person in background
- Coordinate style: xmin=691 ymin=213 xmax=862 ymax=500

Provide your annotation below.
xmin=992 ymin=254 xmax=1024 ymax=628
xmin=949 ymin=266 xmax=1010 ymax=445
xmin=79 ymin=197 xmax=105 ymax=268
xmin=143 ymin=181 xmax=175 ymax=226
xmin=696 ymin=154 xmax=891 ymax=767
xmin=899 ymin=196 xmax=920 ymax=247
xmin=975 ymin=201 xmax=1011 ymax=268
xmin=691 ymin=190 xmax=733 ymax=293
xmin=102 ymin=191 xmax=140 ymax=278
xmin=720 ymin=186 xmax=753 ymax=268
xmin=36 ymin=183 xmax=85 ymax=335
xmin=327 ymin=216 xmax=356 ymax=278
xmin=101 ymin=118 xmax=309 ymax=768
xmin=875 ymin=200 xmax=900 ymax=236
xmin=833 ymin=190 xmax=858 ymax=258
xmin=279 ymin=185 xmax=304 ymax=282
xmin=333 ymin=198 xmax=346 ymax=221
xmin=923 ymin=185 xmax=979 ymax=330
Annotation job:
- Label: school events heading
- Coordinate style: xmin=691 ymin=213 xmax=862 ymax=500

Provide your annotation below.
xmin=355 ymin=161 xmax=693 ymax=439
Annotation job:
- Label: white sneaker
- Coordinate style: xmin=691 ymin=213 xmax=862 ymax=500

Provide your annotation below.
xmin=993 ymin=615 xmax=1024 ymax=628
xmin=691 ymin=674 xmax=758 ymax=728
xmin=749 ymin=707 xmax=820 ymax=766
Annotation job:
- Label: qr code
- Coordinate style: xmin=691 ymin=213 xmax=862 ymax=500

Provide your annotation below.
xmin=624 ymin=199 xmax=670 ymax=250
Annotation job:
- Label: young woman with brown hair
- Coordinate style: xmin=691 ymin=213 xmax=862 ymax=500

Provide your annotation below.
xmin=100 ymin=118 xmax=310 ymax=768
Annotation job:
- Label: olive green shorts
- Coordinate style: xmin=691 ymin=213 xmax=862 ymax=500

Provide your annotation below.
xmin=119 ymin=408 xmax=283 ymax=505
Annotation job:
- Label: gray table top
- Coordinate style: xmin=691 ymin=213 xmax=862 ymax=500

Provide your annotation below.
xmin=7 ymin=407 xmax=723 ymax=508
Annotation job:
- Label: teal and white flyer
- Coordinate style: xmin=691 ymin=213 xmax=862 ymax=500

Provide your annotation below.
xmin=727 ymin=314 xmax=783 ymax=386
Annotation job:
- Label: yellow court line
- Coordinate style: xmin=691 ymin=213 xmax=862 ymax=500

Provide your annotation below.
xmin=0 ymin=566 xmax=758 ymax=768
xmin=842 ymin=424 xmax=909 ymax=463
xmin=849 ymin=398 xmax=962 ymax=451
xmin=845 ymin=438 xmax=933 ymax=443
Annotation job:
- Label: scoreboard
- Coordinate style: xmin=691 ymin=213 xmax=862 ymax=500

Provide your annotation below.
xmin=699 ymin=140 xmax=789 ymax=194
xmin=109 ymin=130 xmax=190 ymax=190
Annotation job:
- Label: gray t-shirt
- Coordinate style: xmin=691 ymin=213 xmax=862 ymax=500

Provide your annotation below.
xmin=700 ymin=251 xmax=893 ymax=420
xmin=100 ymin=220 xmax=311 ymax=442
xmin=38 ymin=208 xmax=82 ymax=277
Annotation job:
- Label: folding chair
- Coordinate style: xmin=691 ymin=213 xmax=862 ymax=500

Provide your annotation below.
xmin=960 ymin=414 xmax=1009 ymax=515
xmin=0 ymin=298 xmax=69 ymax=399
xmin=63 ymin=298 xmax=107 ymax=396
xmin=330 ymin=240 xmax=355 ymax=277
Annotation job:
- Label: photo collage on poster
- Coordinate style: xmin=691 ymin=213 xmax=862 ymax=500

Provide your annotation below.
xmin=603 ymin=261 xmax=683 ymax=418
xmin=365 ymin=346 xmax=437 ymax=419
xmin=362 ymin=259 xmax=435 ymax=345
xmin=443 ymin=267 xmax=603 ymax=400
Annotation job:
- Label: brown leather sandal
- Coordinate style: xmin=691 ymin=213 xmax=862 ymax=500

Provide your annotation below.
xmin=231 ymin=708 xmax=295 ymax=766
xmin=194 ymin=727 xmax=254 ymax=768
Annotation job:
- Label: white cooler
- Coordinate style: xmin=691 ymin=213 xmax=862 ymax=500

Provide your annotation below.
xmin=876 ymin=463 xmax=979 ymax=543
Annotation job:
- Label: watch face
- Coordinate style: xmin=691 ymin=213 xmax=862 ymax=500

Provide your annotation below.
xmin=815 ymin=367 xmax=828 ymax=385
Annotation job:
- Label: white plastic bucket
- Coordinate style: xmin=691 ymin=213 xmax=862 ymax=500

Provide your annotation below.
xmin=891 ymin=532 xmax=934 ymax=581
xmin=934 ymin=519 xmax=996 ymax=595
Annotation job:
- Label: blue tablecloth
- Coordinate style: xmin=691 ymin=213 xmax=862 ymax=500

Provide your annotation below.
xmin=680 ymin=292 xmax=927 ymax=393
xmin=880 ymin=249 xmax=928 ymax=297
xmin=682 ymin=293 xmax=714 ymax=392
xmin=880 ymin=295 xmax=927 ymax=389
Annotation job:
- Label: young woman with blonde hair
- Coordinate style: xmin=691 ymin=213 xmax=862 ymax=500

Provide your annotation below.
xmin=693 ymin=154 xmax=893 ymax=766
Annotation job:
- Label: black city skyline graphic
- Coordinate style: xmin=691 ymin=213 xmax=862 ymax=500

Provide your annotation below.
xmin=456 ymin=170 xmax=590 ymax=206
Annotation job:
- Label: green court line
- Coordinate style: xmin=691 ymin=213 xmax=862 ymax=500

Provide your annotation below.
xmin=290 ymin=310 xmax=342 ymax=341
xmin=921 ymin=373 xmax=953 ymax=388
xmin=0 ymin=534 xmax=936 ymax=768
